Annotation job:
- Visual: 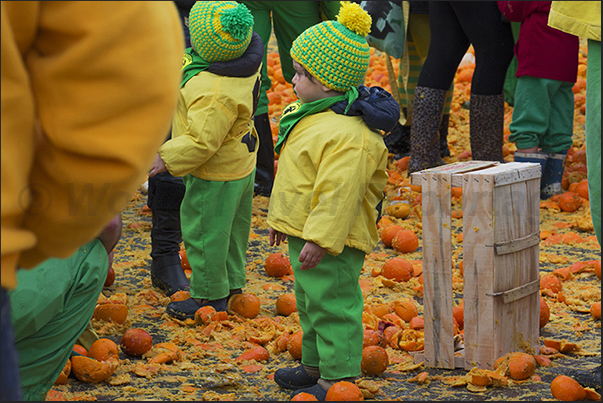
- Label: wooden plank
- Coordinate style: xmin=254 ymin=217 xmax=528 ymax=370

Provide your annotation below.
xmin=421 ymin=172 xmax=455 ymax=369
xmin=492 ymin=232 xmax=541 ymax=255
xmin=462 ymin=172 xmax=496 ymax=369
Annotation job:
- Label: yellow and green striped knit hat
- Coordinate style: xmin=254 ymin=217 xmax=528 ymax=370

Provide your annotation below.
xmin=188 ymin=1 xmax=254 ymax=63
xmin=291 ymin=1 xmax=372 ymax=92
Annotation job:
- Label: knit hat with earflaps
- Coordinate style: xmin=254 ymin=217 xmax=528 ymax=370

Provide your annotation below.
xmin=188 ymin=1 xmax=254 ymax=63
xmin=290 ymin=2 xmax=372 ymax=93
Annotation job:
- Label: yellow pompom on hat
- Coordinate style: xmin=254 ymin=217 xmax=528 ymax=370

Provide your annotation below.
xmin=188 ymin=1 xmax=254 ymax=63
xmin=291 ymin=1 xmax=372 ymax=92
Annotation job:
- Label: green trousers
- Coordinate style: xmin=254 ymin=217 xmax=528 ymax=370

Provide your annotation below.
xmin=287 ymin=236 xmax=365 ymax=380
xmin=181 ymin=173 xmax=254 ymax=300
xmin=241 ymin=1 xmax=339 ymax=116
xmin=586 ymin=39 xmax=601 ymax=244
xmin=508 ymin=75 xmax=575 ymax=153
xmin=9 ymin=239 xmax=107 ymax=401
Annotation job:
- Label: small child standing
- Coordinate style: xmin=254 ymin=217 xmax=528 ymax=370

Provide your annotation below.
xmin=148 ymin=1 xmax=263 ymax=319
xmin=266 ymin=3 xmax=400 ymax=400
xmin=498 ymin=1 xmax=579 ymax=199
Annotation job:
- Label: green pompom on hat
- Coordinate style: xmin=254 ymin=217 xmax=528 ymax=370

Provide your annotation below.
xmin=290 ymin=1 xmax=372 ymax=92
xmin=188 ymin=1 xmax=254 ymax=63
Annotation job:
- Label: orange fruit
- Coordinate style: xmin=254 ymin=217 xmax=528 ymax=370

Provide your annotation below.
xmin=591 ymin=301 xmax=601 ymax=320
xmin=392 ymin=229 xmax=419 ymax=254
xmin=381 ymin=258 xmax=413 ymax=282
xmin=392 ymin=299 xmax=418 ymax=322
xmin=540 ymin=297 xmax=550 ymax=329
xmin=70 ymin=355 xmax=119 ymax=383
xmin=235 ymin=346 xmax=270 ymax=363
xmin=325 ymin=381 xmax=364 ymax=401
xmin=380 ymin=225 xmax=403 ymax=248
xmin=194 ymin=305 xmax=220 ymax=325
xmin=558 ymin=192 xmax=582 ymax=212
xmin=395 ymin=156 xmax=410 ymax=172
xmin=88 ymin=338 xmax=119 ymax=362
xmin=104 ymin=265 xmax=115 ymax=287
xmin=363 ymin=329 xmax=386 ymax=348
xmin=54 ymin=358 xmax=71 ymax=385
xmin=360 ymin=345 xmax=389 ymax=375
xmin=291 ymin=392 xmax=319 ymax=401
xmin=275 ymin=293 xmax=297 ymax=316
xmin=287 ymin=331 xmax=303 ymax=360
xmin=550 ymin=375 xmax=587 ymax=401
xmin=228 ymin=292 xmax=261 ymax=319
xmin=409 ymin=316 xmax=424 ymax=330
xmin=452 ymin=304 xmax=464 ymax=330
xmin=365 ymin=303 xmax=391 ymax=319
xmin=264 ymin=252 xmax=293 ymax=277
xmin=92 ymin=303 xmax=128 ymax=324
xmin=507 ymin=352 xmax=536 ymax=380
xmin=540 ymin=274 xmax=562 ymax=294
xmin=120 ymin=328 xmax=153 ymax=357
xmin=72 ymin=344 xmax=89 ymax=356
xmin=575 ymin=179 xmax=589 ymax=200
xmin=451 ymin=187 xmax=463 ymax=198
xmin=170 ymin=290 xmax=191 ymax=302
xmin=385 ymin=202 xmax=411 ymax=219
xmin=179 ymin=248 xmax=191 ymax=270
xmin=595 ymin=260 xmax=601 ymax=279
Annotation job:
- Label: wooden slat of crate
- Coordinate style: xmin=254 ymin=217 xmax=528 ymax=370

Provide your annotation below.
xmin=462 ymin=172 xmax=496 ymax=369
xmin=462 ymin=163 xmax=541 ymax=369
xmin=420 ymin=171 xmax=455 ymax=369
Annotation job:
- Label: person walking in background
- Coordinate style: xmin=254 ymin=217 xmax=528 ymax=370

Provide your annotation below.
xmin=240 ymin=1 xmax=341 ymax=197
xmin=1 ymin=2 xmax=183 ymax=400
xmin=146 ymin=1 xmax=195 ymax=298
xmin=267 ymin=3 xmax=399 ymax=400
xmin=498 ymin=1 xmax=579 ymax=200
xmin=148 ymin=1 xmax=263 ymax=320
xmin=407 ymin=1 xmax=514 ymax=174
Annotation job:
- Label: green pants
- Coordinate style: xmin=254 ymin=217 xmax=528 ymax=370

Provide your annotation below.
xmin=9 ymin=239 xmax=107 ymax=401
xmin=586 ymin=39 xmax=601 ymax=244
xmin=287 ymin=236 xmax=365 ymax=380
xmin=508 ymin=75 xmax=575 ymax=153
xmin=181 ymin=173 xmax=254 ymax=300
xmin=241 ymin=1 xmax=339 ymax=116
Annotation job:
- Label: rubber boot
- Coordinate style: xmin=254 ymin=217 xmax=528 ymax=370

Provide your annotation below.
xmin=439 ymin=113 xmax=451 ymax=158
xmin=254 ymin=112 xmax=274 ymax=197
xmin=469 ymin=93 xmax=505 ymax=162
xmin=541 ymin=152 xmax=567 ymax=200
xmin=407 ymin=86 xmax=447 ymax=175
xmin=150 ymin=209 xmax=189 ymax=296
xmin=513 ymin=151 xmax=548 ymax=198
xmin=383 ymin=121 xmax=411 ymax=159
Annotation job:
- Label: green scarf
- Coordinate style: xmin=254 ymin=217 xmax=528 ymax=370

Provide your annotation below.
xmin=180 ymin=47 xmax=210 ymax=88
xmin=274 ymin=87 xmax=359 ymax=155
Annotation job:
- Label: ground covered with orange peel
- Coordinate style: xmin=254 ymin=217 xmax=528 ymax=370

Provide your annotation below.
xmin=48 ymin=44 xmax=600 ymax=401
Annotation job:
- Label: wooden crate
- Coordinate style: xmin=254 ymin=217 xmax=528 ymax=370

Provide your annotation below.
xmin=409 ymin=161 xmax=542 ymax=370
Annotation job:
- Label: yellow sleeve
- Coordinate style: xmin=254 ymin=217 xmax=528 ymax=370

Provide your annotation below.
xmin=1 ymin=1 xmax=183 ymax=278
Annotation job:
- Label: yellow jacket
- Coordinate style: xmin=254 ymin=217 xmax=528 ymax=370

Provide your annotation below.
xmin=160 ymin=69 xmax=261 ymax=180
xmin=548 ymin=1 xmax=601 ymax=41
xmin=267 ymin=110 xmax=389 ymax=256
xmin=1 ymin=1 xmax=183 ymax=289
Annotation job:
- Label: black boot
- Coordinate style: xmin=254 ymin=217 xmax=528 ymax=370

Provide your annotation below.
xmin=439 ymin=113 xmax=451 ymax=158
xmin=541 ymin=152 xmax=567 ymax=200
xmin=469 ymin=93 xmax=505 ymax=162
xmin=383 ymin=121 xmax=411 ymax=159
xmin=407 ymin=86 xmax=447 ymax=175
xmin=254 ymin=112 xmax=274 ymax=197
xmin=150 ymin=208 xmax=189 ymax=296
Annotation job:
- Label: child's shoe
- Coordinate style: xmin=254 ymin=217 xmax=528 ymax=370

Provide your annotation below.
xmin=165 ymin=297 xmax=228 ymax=320
xmin=291 ymin=384 xmax=327 ymax=401
xmin=274 ymin=365 xmax=320 ymax=390
xmin=541 ymin=152 xmax=567 ymax=200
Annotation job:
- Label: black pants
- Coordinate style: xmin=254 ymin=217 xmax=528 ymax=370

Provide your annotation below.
xmin=419 ymin=1 xmax=514 ymax=95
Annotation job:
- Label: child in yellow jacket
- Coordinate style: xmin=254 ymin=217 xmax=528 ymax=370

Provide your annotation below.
xmin=148 ymin=1 xmax=263 ymax=320
xmin=266 ymin=3 xmax=400 ymax=400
